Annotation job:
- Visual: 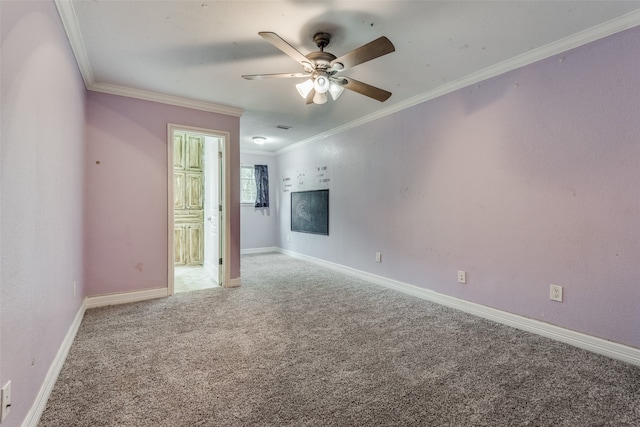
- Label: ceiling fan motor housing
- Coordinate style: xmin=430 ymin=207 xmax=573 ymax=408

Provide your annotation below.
xmin=308 ymin=33 xmax=340 ymax=71
xmin=306 ymin=51 xmax=336 ymax=69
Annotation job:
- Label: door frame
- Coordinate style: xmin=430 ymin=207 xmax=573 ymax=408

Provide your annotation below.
xmin=167 ymin=124 xmax=231 ymax=292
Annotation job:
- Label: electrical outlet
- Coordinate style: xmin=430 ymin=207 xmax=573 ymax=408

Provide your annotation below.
xmin=1 ymin=380 xmax=11 ymax=422
xmin=287 ymin=235 xmax=290 ymax=243
xmin=550 ymin=284 xmax=563 ymax=302
xmin=457 ymin=270 xmax=466 ymax=284
xmin=375 ymin=252 xmax=382 ymax=263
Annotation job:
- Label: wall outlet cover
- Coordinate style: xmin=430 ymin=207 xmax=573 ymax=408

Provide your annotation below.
xmin=550 ymin=284 xmax=563 ymax=302
xmin=457 ymin=270 xmax=466 ymax=284
xmin=1 ymin=380 xmax=11 ymax=422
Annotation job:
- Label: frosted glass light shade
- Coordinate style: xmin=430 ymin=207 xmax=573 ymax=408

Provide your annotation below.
xmin=313 ymin=91 xmax=327 ymax=104
xmin=253 ymin=136 xmax=266 ymax=145
xmin=296 ymin=79 xmax=314 ymax=98
xmin=328 ymin=82 xmax=345 ymax=100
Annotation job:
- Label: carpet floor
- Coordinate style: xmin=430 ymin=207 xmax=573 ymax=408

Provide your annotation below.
xmin=40 ymin=252 xmax=640 ymax=426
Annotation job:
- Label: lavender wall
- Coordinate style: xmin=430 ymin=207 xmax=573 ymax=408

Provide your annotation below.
xmin=278 ymin=27 xmax=640 ymax=349
xmin=85 ymin=92 xmax=241 ymax=295
xmin=1 ymin=1 xmax=86 ymax=425
xmin=240 ymin=153 xmax=278 ymax=250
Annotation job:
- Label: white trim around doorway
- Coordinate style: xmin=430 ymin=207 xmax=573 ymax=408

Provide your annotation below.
xmin=167 ymin=124 xmax=232 ymax=291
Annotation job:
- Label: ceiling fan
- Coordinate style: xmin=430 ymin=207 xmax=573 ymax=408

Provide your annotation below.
xmin=242 ymin=32 xmax=395 ymax=105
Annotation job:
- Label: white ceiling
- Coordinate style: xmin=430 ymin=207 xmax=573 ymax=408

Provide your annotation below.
xmin=57 ymin=1 xmax=640 ymax=153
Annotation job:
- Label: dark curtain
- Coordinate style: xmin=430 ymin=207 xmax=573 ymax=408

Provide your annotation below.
xmin=254 ymin=164 xmax=269 ymax=208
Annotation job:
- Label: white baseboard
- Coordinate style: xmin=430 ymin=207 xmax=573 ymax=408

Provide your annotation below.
xmin=23 ymin=300 xmax=86 ymax=427
xmin=86 ymin=287 xmax=168 ymax=309
xmin=277 ymin=248 xmax=640 ymax=367
xmin=241 ymin=247 xmax=278 ymax=255
xmin=19 ymin=249 xmax=640 ymax=427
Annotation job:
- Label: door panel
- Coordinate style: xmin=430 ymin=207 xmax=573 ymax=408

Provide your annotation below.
xmin=175 ymin=210 xmax=203 ymax=223
xmin=186 ymin=135 xmax=203 ymax=171
xmin=174 ymin=226 xmax=186 ymax=265
xmin=174 ymin=172 xmax=186 ymax=210
xmin=174 ymin=133 xmax=186 ymax=169
xmin=186 ymin=224 xmax=204 ymax=265
xmin=186 ymin=173 xmax=203 ymax=210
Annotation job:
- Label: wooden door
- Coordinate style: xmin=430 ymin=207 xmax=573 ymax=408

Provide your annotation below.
xmin=174 ymin=133 xmax=204 ymax=266
xmin=203 ymin=138 xmax=220 ymax=282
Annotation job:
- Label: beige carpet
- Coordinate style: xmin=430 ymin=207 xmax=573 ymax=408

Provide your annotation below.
xmin=39 ymin=252 xmax=640 ymax=426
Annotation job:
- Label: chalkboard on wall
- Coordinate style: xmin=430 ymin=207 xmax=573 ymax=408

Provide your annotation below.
xmin=291 ymin=190 xmax=329 ymax=235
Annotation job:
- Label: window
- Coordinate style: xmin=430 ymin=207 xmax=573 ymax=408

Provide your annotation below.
xmin=241 ymin=165 xmax=257 ymax=204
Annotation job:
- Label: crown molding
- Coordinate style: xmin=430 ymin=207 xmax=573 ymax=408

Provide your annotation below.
xmin=55 ymin=0 xmax=243 ymax=117
xmin=240 ymin=148 xmax=277 ymax=157
xmin=56 ymin=0 xmax=640 ymax=144
xmin=54 ymin=0 xmax=94 ymax=88
xmin=277 ymin=9 xmax=640 ymax=155
xmin=88 ymin=82 xmax=244 ymax=117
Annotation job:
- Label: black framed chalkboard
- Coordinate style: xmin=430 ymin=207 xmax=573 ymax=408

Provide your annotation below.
xmin=291 ymin=190 xmax=329 ymax=235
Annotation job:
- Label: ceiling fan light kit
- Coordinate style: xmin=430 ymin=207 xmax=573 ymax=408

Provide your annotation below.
xmin=242 ymin=31 xmax=395 ymax=105
xmin=313 ymin=91 xmax=327 ymax=105
xmin=296 ymin=79 xmax=314 ymax=98
xmin=328 ymin=81 xmax=345 ymax=100
xmin=313 ymin=75 xmax=330 ymax=93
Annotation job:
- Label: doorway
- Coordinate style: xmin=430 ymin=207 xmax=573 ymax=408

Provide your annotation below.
xmin=167 ymin=124 xmax=230 ymax=293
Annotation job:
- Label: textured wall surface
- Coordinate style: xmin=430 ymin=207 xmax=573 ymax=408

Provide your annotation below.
xmin=240 ymin=153 xmax=278 ymax=250
xmin=1 ymin=1 xmax=87 ymax=425
xmin=85 ymin=91 xmax=241 ymax=295
xmin=277 ymin=26 xmax=640 ymax=348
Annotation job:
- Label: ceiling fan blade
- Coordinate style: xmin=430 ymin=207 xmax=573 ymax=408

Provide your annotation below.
xmin=242 ymin=72 xmax=309 ymax=80
xmin=331 ymin=36 xmax=395 ymax=71
xmin=258 ymin=32 xmax=313 ymax=67
xmin=341 ymin=77 xmax=392 ymax=102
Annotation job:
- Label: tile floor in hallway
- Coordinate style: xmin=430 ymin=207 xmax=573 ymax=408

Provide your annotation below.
xmin=174 ymin=265 xmax=219 ymax=293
